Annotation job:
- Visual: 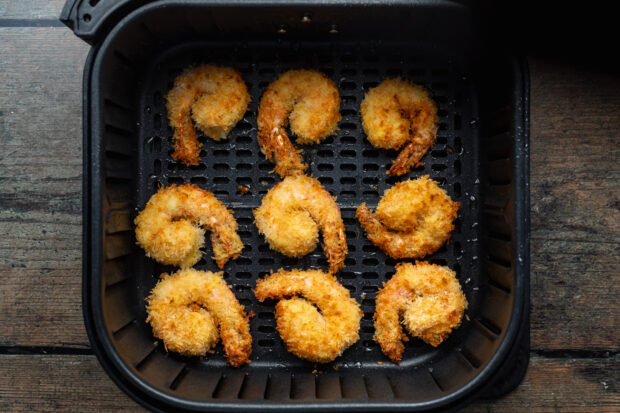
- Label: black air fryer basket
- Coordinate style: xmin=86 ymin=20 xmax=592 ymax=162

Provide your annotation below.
xmin=62 ymin=0 xmax=530 ymax=411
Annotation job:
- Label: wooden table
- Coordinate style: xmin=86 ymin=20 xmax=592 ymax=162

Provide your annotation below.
xmin=1 ymin=2 xmax=618 ymax=411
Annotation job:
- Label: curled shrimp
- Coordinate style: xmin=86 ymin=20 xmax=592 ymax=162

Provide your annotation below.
xmin=253 ymin=175 xmax=347 ymax=274
xmin=146 ymin=269 xmax=252 ymax=366
xmin=257 ymin=69 xmax=341 ymax=177
xmin=134 ymin=183 xmax=243 ymax=269
xmin=360 ymin=78 xmax=438 ymax=176
xmin=166 ymin=64 xmax=250 ymax=165
xmin=356 ymin=175 xmax=459 ymax=259
xmin=375 ymin=262 xmax=467 ymax=364
xmin=254 ymin=269 xmax=362 ymax=363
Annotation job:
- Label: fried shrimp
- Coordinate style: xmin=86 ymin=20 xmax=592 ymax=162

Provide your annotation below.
xmin=374 ymin=262 xmax=467 ymax=363
xmin=356 ymin=175 xmax=459 ymax=259
xmin=134 ymin=183 xmax=243 ymax=269
xmin=253 ymin=175 xmax=347 ymax=274
xmin=146 ymin=269 xmax=251 ymax=366
xmin=257 ymin=69 xmax=341 ymax=177
xmin=360 ymin=78 xmax=438 ymax=176
xmin=166 ymin=64 xmax=250 ymax=165
xmin=254 ymin=269 xmax=362 ymax=363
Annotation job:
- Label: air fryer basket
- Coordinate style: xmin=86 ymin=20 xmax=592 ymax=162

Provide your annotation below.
xmin=70 ymin=1 xmax=529 ymax=411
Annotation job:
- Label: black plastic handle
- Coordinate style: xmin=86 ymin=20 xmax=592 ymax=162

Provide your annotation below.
xmin=60 ymin=0 xmax=146 ymax=43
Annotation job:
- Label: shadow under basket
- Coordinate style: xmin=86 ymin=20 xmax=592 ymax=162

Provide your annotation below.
xmin=63 ymin=0 xmax=530 ymax=411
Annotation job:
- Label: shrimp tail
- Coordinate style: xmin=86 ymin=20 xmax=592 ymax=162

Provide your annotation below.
xmin=219 ymin=330 xmax=252 ymax=367
xmin=217 ymin=286 xmax=253 ymax=367
xmin=356 ymin=203 xmax=404 ymax=259
xmin=374 ymin=318 xmax=406 ymax=364
xmin=258 ymin=127 xmax=307 ymax=177
xmin=387 ymin=136 xmax=426 ymax=176
xmin=388 ymin=108 xmax=437 ymax=176
xmin=210 ymin=230 xmax=243 ymax=269
xmin=170 ymin=113 xmax=201 ymax=166
xmin=322 ymin=221 xmax=347 ymax=274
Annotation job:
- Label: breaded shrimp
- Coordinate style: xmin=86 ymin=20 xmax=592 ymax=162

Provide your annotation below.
xmin=146 ymin=269 xmax=251 ymax=366
xmin=356 ymin=175 xmax=459 ymax=259
xmin=257 ymin=69 xmax=341 ymax=177
xmin=166 ymin=64 xmax=250 ymax=165
xmin=375 ymin=262 xmax=467 ymax=364
xmin=254 ymin=269 xmax=362 ymax=363
xmin=134 ymin=183 xmax=243 ymax=269
xmin=360 ymin=78 xmax=438 ymax=176
xmin=253 ymin=175 xmax=347 ymax=274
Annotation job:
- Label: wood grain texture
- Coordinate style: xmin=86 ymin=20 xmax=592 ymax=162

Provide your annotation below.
xmin=0 ymin=355 xmax=144 ymax=413
xmin=529 ymin=58 xmax=620 ymax=350
xmin=0 ymin=28 xmax=89 ymax=347
xmin=0 ymin=1 xmax=65 ymax=20
xmin=0 ymin=355 xmax=617 ymax=412
xmin=467 ymin=355 xmax=620 ymax=413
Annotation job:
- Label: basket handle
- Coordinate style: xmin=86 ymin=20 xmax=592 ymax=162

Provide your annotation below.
xmin=59 ymin=0 xmax=147 ymax=43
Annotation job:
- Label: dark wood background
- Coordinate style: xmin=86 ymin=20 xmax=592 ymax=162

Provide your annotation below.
xmin=0 ymin=1 xmax=618 ymax=411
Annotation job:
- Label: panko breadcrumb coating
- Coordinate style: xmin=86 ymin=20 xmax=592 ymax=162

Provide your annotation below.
xmin=254 ymin=269 xmax=362 ymax=363
xmin=253 ymin=175 xmax=347 ymax=274
xmin=134 ymin=183 xmax=243 ymax=269
xmin=166 ymin=64 xmax=250 ymax=165
xmin=356 ymin=175 xmax=459 ymax=259
xmin=374 ymin=262 xmax=467 ymax=363
xmin=146 ymin=269 xmax=251 ymax=367
xmin=360 ymin=78 xmax=438 ymax=176
xmin=257 ymin=69 xmax=341 ymax=177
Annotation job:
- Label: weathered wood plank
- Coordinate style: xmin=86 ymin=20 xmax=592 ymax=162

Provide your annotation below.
xmin=467 ymin=356 xmax=620 ymax=413
xmin=0 ymin=1 xmax=65 ymax=20
xmin=0 ymin=355 xmax=144 ymax=412
xmin=529 ymin=58 xmax=620 ymax=350
xmin=0 ymin=28 xmax=89 ymax=346
xmin=0 ymin=354 xmax=617 ymax=412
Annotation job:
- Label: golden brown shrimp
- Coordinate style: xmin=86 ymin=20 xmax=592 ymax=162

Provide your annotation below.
xmin=146 ymin=269 xmax=251 ymax=367
xmin=253 ymin=175 xmax=347 ymax=274
xmin=356 ymin=175 xmax=459 ymax=259
xmin=257 ymin=69 xmax=341 ymax=177
xmin=375 ymin=262 xmax=467 ymax=364
xmin=166 ymin=64 xmax=250 ymax=165
xmin=254 ymin=269 xmax=362 ymax=363
xmin=360 ymin=78 xmax=438 ymax=176
xmin=134 ymin=183 xmax=243 ymax=269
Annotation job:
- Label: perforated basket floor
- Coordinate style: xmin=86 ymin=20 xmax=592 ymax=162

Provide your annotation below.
xmin=116 ymin=40 xmax=488 ymax=402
